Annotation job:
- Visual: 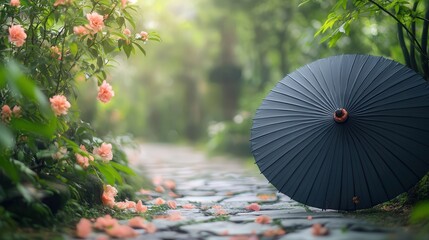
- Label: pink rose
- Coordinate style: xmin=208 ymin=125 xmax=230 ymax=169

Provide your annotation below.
xmin=127 ymin=217 xmax=157 ymax=233
xmin=143 ymin=222 xmax=157 ymax=233
xmin=49 ymin=95 xmax=71 ymax=116
xmin=12 ymin=105 xmax=21 ymax=118
xmin=76 ymin=218 xmax=92 ymax=238
xmin=136 ymin=200 xmax=148 ymax=213
xmin=94 ymin=215 xmax=118 ymax=230
xmin=155 ymin=185 xmax=165 ymax=193
xmin=1 ymin=105 xmax=12 ymax=123
xmin=73 ymin=26 xmax=89 ymax=36
xmin=10 ymin=0 xmax=20 ymax=7
xmin=140 ymin=31 xmax=148 ymax=41
xmin=8 ymin=25 xmax=27 ymax=47
xmin=182 ymin=204 xmax=196 ymax=209
xmin=215 ymin=209 xmax=227 ymax=215
xmin=115 ymin=201 xmax=128 ymax=209
xmin=312 ymin=223 xmax=329 ymax=236
xmin=105 ymin=225 xmax=137 ymax=238
xmin=123 ymin=28 xmax=131 ymax=36
xmin=163 ymin=179 xmax=176 ymax=190
xmin=101 ymin=185 xmax=117 ymax=207
xmin=245 ymin=203 xmax=261 ymax=211
xmin=97 ymin=80 xmax=115 ymax=103
xmin=125 ymin=200 xmax=136 ymax=209
xmin=50 ymin=46 xmax=62 ymax=60
xmin=166 ymin=211 xmax=183 ymax=221
xmin=93 ymin=142 xmax=113 ymax=162
xmin=255 ymin=215 xmax=271 ymax=224
xmin=167 ymin=200 xmax=177 ymax=209
xmin=52 ymin=145 xmax=68 ymax=160
xmin=154 ymin=197 xmax=166 ymax=205
xmin=54 ymin=0 xmax=73 ymax=7
xmin=128 ymin=216 xmax=146 ymax=228
xmin=121 ymin=0 xmax=127 ymax=9
xmin=75 ymin=145 xmax=93 ymax=169
xmin=86 ymin=12 xmax=104 ymax=33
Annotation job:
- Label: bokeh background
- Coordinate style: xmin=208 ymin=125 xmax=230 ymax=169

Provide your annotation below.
xmin=76 ymin=0 xmax=405 ymax=157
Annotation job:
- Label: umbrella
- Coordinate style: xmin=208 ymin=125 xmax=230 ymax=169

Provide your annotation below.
xmin=250 ymin=54 xmax=429 ymax=211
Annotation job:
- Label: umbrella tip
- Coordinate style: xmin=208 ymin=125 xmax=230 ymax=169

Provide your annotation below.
xmin=334 ymin=108 xmax=348 ymax=123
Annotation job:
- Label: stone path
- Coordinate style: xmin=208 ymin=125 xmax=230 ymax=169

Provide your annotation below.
xmin=121 ymin=143 xmax=408 ymax=240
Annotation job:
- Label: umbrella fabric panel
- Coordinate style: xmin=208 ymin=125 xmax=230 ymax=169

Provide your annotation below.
xmin=251 ymin=54 xmax=429 ymax=211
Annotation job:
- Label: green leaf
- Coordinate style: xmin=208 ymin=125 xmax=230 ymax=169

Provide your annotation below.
xmin=410 ymin=201 xmax=429 ymax=223
xmin=17 ymin=184 xmax=33 ymax=202
xmin=0 ymin=158 xmax=19 ymax=183
xmin=342 ymin=0 xmax=348 ymax=9
xmin=70 ymin=42 xmax=78 ymax=56
xmin=0 ymin=124 xmax=14 ymax=149
xmin=328 ymin=31 xmax=343 ymax=47
xmin=123 ymin=43 xmax=133 ymax=58
xmin=116 ymin=17 xmax=125 ymax=27
xmin=5 ymin=62 xmax=51 ymax=115
xmin=102 ymin=40 xmax=117 ymax=54
xmin=95 ymin=162 xmax=123 ymax=184
xmin=97 ymin=56 xmax=103 ymax=69
xmin=10 ymin=118 xmax=56 ymax=139
xmin=110 ymin=161 xmax=136 ymax=176
xmin=298 ymin=0 xmax=310 ymax=8
xmin=133 ymin=42 xmax=146 ymax=56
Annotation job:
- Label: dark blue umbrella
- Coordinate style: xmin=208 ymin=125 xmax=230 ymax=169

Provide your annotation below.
xmin=250 ymin=54 xmax=429 ymax=211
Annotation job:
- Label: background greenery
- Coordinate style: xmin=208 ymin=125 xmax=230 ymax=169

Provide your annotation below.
xmin=1 ymin=0 xmax=428 ymax=235
xmin=89 ymin=0 xmax=424 ymax=153
xmin=85 ymin=0 xmax=429 ymax=227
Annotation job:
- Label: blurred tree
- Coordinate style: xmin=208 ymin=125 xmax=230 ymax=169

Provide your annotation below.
xmin=88 ymin=0 xmax=412 ymax=152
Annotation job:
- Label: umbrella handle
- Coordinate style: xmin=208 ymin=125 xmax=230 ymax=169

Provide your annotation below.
xmin=334 ymin=108 xmax=348 ymax=123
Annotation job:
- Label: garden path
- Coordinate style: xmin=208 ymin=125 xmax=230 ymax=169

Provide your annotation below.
xmin=120 ymin=143 xmax=410 ymax=240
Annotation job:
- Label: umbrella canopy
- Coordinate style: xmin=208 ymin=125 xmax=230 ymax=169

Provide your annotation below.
xmin=250 ymin=54 xmax=429 ymax=211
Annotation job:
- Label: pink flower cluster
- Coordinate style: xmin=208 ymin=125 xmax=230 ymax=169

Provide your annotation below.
xmin=75 ymin=145 xmax=94 ymax=168
xmin=101 ymin=185 xmax=148 ymax=213
xmin=8 ymin=25 xmax=27 ymax=47
xmin=76 ymin=215 xmax=156 ymax=239
xmin=86 ymin=12 xmax=104 ymax=33
xmin=121 ymin=0 xmax=128 ymax=9
xmin=50 ymin=46 xmax=62 ymax=60
xmin=73 ymin=12 xmax=104 ymax=37
xmin=101 ymin=184 xmax=118 ymax=207
xmin=53 ymin=0 xmax=73 ymax=7
xmin=73 ymin=26 xmax=89 ymax=36
xmin=93 ymin=142 xmax=113 ymax=162
xmin=1 ymin=105 xmax=21 ymax=123
xmin=97 ymin=80 xmax=115 ymax=103
xmin=49 ymin=95 xmax=71 ymax=116
xmin=10 ymin=0 xmax=20 ymax=7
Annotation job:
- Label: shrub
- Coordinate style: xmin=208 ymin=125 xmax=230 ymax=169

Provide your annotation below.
xmin=0 ymin=0 xmax=159 ymax=227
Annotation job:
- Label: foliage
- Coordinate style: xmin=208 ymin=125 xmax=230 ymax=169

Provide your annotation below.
xmin=312 ymin=0 xmax=429 ymax=80
xmin=410 ymin=201 xmax=429 ymax=228
xmin=0 ymin=0 xmax=158 ymax=228
xmin=206 ymin=112 xmax=253 ymax=157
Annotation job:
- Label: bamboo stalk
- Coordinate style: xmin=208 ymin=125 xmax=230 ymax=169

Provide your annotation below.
xmin=398 ymin=23 xmax=411 ymax=67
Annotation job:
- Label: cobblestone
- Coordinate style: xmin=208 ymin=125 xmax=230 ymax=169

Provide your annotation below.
xmin=71 ymin=143 xmax=411 ymax=239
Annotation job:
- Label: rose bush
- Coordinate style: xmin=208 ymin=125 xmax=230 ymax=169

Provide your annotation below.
xmin=0 ymin=0 xmax=159 ymax=227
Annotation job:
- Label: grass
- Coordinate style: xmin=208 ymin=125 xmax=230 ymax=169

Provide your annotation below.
xmin=343 ymin=195 xmax=429 ymax=237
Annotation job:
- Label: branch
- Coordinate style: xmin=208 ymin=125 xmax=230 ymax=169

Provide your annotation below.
xmin=55 ymin=26 xmax=67 ymax=93
xmin=421 ymin=3 xmax=429 ymax=80
xmin=368 ymin=0 xmax=426 ymax=56
xmin=398 ymin=23 xmax=411 ymax=67
xmin=409 ymin=2 xmax=418 ymax=70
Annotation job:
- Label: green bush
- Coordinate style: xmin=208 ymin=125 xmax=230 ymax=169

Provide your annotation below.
xmin=0 ymin=0 xmax=158 ymax=228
